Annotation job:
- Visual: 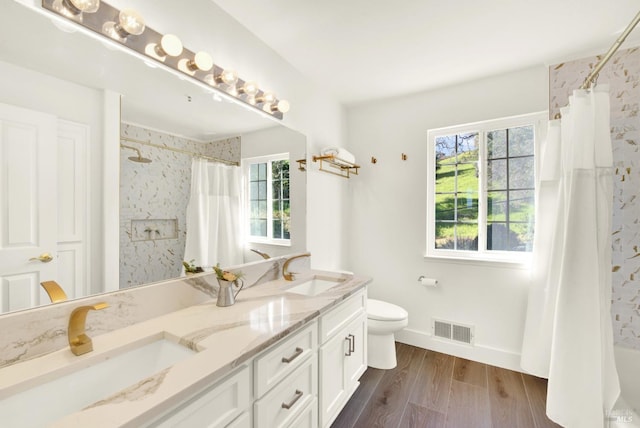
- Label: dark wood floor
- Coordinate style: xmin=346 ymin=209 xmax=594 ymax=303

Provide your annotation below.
xmin=331 ymin=343 xmax=561 ymax=428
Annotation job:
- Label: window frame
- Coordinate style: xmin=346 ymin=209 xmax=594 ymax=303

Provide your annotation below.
xmin=425 ymin=112 xmax=547 ymax=263
xmin=242 ymin=152 xmax=291 ymax=246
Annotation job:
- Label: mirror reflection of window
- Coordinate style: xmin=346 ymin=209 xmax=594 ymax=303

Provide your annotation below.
xmin=245 ymin=154 xmax=291 ymax=244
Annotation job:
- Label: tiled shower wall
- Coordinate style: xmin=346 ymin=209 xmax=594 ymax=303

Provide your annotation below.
xmin=550 ymin=47 xmax=640 ymax=350
xmin=119 ymin=124 xmax=240 ymax=288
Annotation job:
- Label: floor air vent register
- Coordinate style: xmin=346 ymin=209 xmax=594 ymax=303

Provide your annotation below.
xmin=432 ymin=319 xmax=474 ymax=345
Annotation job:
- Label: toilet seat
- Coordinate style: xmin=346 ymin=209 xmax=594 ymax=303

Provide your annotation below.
xmin=367 ymin=299 xmax=408 ymax=321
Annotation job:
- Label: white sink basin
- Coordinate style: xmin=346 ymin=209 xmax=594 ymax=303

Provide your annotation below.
xmin=285 ymin=277 xmax=344 ymax=297
xmin=0 ymin=336 xmax=195 ymax=427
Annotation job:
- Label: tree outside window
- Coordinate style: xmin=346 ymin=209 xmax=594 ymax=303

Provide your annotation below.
xmin=246 ymin=155 xmax=291 ymax=244
xmin=427 ymin=112 xmax=545 ymax=262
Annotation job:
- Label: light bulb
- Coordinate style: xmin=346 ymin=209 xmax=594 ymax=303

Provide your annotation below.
xmin=240 ymin=81 xmax=259 ymax=96
xmin=116 ymin=8 xmax=145 ymax=37
xmin=275 ymin=100 xmax=290 ymax=113
xmin=220 ymin=69 xmax=238 ymax=85
xmin=155 ymin=34 xmax=183 ymax=58
xmin=68 ymin=0 xmax=100 ymax=13
xmin=56 ymin=0 xmax=99 ymax=15
xmin=259 ymin=92 xmax=276 ymax=105
xmin=187 ymin=52 xmax=213 ymax=72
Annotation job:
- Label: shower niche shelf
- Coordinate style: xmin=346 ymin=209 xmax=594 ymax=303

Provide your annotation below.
xmin=312 ymin=154 xmax=360 ymax=179
xmin=131 ymin=219 xmax=178 ymax=242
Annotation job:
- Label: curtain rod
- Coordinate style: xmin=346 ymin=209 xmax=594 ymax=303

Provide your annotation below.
xmin=120 ymin=136 xmax=239 ymax=166
xmin=580 ymin=9 xmax=640 ymax=89
xmin=554 ymin=9 xmax=640 ymax=119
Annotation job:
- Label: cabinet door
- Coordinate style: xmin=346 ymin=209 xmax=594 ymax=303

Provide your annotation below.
xmin=318 ymin=329 xmax=349 ymax=427
xmin=344 ymin=313 xmax=367 ymax=392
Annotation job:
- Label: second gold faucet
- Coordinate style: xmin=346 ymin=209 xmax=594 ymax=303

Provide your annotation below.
xmin=68 ymin=302 xmax=109 ymax=356
xmin=283 ymin=252 xmax=311 ymax=281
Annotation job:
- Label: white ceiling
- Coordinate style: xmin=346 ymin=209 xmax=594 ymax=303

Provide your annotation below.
xmin=212 ymin=0 xmax=640 ymax=105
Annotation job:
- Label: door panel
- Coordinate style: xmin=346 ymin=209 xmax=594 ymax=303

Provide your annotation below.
xmin=56 ymin=120 xmax=89 ymax=300
xmin=0 ymin=102 xmax=57 ymax=312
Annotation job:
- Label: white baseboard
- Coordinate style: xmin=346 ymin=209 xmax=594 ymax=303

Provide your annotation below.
xmin=395 ymin=328 xmax=524 ymax=373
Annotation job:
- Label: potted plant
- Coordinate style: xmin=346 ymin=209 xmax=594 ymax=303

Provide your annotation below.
xmin=183 ymin=260 xmax=204 ymax=275
xmin=213 ymin=264 xmax=244 ymax=307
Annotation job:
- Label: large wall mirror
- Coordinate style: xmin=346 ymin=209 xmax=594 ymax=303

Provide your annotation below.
xmin=0 ymin=0 xmax=306 ymax=314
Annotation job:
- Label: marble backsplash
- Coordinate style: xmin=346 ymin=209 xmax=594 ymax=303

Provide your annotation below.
xmin=550 ymin=47 xmax=640 ymax=350
xmin=0 ymin=255 xmax=310 ymax=369
xmin=119 ymin=124 xmax=241 ymax=288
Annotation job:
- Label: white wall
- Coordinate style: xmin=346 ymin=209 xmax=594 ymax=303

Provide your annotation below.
xmin=241 ymin=126 xmax=307 ymax=260
xmin=346 ymin=66 xmax=549 ymax=370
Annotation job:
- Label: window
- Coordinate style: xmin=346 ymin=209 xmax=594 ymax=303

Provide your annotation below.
xmin=244 ymin=154 xmax=291 ymax=245
xmin=426 ymin=112 xmax=546 ymax=262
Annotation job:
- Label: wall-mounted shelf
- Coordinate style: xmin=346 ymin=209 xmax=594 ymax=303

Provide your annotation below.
xmin=131 ymin=219 xmax=178 ymax=241
xmin=312 ymin=154 xmax=360 ymax=179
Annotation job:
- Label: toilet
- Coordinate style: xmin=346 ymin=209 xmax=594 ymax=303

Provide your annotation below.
xmin=366 ymin=299 xmax=409 ymax=369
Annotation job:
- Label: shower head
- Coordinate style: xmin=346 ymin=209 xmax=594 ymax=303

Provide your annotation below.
xmin=121 ymin=144 xmax=152 ymax=164
xmin=128 ymin=155 xmax=152 ymax=163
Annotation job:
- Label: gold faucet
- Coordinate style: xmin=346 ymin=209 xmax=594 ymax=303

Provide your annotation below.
xmin=283 ymin=252 xmax=311 ymax=281
xmin=40 ymin=281 xmax=68 ymax=303
xmin=250 ymin=249 xmax=271 ymax=259
xmin=68 ymin=302 xmax=109 ymax=356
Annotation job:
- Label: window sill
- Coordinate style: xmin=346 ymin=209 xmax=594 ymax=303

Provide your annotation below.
xmin=423 ymin=253 xmax=531 ymax=269
xmin=246 ymin=238 xmax=291 ymax=247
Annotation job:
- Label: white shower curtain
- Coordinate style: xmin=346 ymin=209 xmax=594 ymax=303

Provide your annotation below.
xmin=183 ymin=158 xmax=243 ymax=271
xmin=520 ymin=85 xmax=619 ymax=427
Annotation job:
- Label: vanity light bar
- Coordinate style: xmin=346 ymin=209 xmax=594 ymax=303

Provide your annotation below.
xmin=42 ymin=0 xmax=289 ymax=119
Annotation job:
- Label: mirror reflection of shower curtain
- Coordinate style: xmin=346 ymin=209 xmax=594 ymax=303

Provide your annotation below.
xmin=520 ymin=85 xmax=619 ymax=428
xmin=183 ymin=158 xmax=243 ymax=271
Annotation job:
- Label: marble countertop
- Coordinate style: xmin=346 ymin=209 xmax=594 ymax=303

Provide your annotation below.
xmin=0 ymin=270 xmax=369 ymax=427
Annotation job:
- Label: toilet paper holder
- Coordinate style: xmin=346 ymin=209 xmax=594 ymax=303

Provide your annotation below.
xmin=417 ymin=276 xmax=438 ymax=287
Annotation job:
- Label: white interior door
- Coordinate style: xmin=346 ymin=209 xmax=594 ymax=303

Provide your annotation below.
xmin=0 ymin=102 xmax=57 ymax=313
xmin=56 ymin=120 xmax=89 ymax=300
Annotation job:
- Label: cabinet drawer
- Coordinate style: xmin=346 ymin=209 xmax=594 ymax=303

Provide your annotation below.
xmin=319 ymin=289 xmax=366 ymax=344
xmin=254 ymin=356 xmax=317 ymax=428
xmin=151 ymin=365 xmax=251 ymax=428
xmin=286 ymin=398 xmax=317 ymax=428
xmin=254 ymin=321 xmax=317 ymax=398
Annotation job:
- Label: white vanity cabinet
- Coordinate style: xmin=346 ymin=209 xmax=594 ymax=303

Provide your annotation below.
xmin=318 ymin=290 xmax=367 ymax=428
xmin=144 ymin=288 xmax=367 ymax=428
